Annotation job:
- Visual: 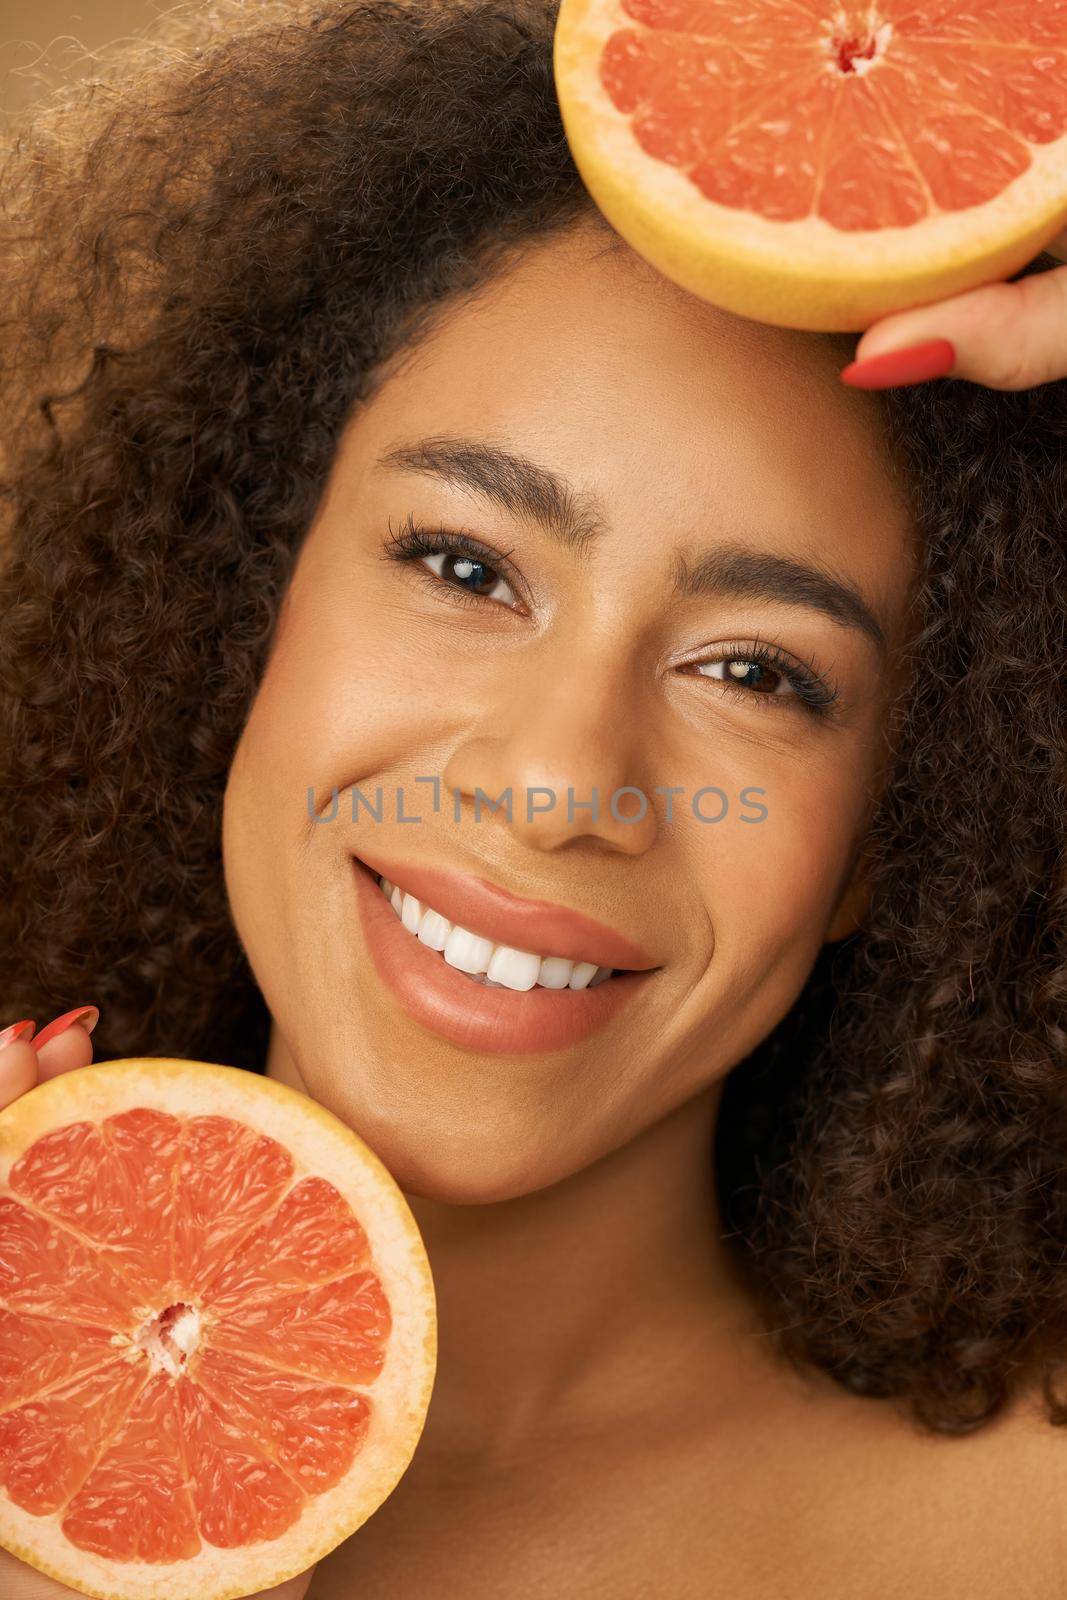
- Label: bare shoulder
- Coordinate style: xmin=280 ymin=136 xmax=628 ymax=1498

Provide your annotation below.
xmin=718 ymin=1362 xmax=1067 ymax=1600
xmin=902 ymin=1376 xmax=1067 ymax=1591
xmin=309 ymin=1361 xmax=1067 ymax=1600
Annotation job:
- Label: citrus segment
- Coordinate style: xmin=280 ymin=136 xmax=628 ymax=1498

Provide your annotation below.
xmin=0 ymin=1357 xmax=149 ymax=1518
xmin=816 ymin=76 xmax=926 ymax=229
xmin=0 ymin=1059 xmax=436 ymax=1600
xmin=191 ymin=1349 xmax=373 ymax=1495
xmin=0 ymin=1309 xmax=121 ymax=1412
xmin=203 ymin=1175 xmax=372 ymax=1314
xmin=0 ymin=1197 xmax=135 ymax=1325
xmin=554 ymin=0 xmax=1067 ymax=327
xmin=891 ymin=1 xmax=1067 ymax=45
xmin=171 ymin=1116 xmax=297 ymax=1299
xmin=206 ymin=1265 xmax=390 ymax=1384
xmin=61 ymin=1375 xmax=200 ymax=1562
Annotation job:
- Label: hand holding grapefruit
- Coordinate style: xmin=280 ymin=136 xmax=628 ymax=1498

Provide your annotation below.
xmin=841 ymin=220 xmax=1067 ymax=389
xmin=554 ymin=0 xmax=1067 ymax=332
xmin=0 ymin=1021 xmax=436 ymax=1600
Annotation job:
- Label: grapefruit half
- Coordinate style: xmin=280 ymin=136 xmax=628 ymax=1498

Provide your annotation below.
xmin=553 ymin=0 xmax=1067 ymax=330
xmin=0 ymin=1058 xmax=436 ymax=1600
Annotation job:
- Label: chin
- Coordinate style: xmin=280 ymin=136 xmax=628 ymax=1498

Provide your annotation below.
xmin=341 ymin=1116 xmax=581 ymax=1207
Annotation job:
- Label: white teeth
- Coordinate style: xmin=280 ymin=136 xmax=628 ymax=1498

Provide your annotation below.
xmin=416 ymin=907 xmax=451 ymax=952
xmin=568 ymin=961 xmax=599 ymax=991
xmin=486 ymin=945 xmax=541 ymax=991
xmin=536 ymin=956 xmax=574 ymax=989
xmin=377 ymin=875 xmax=618 ymax=991
xmin=400 ymin=893 xmax=423 ymax=935
xmin=442 ymin=923 xmax=496 ymax=975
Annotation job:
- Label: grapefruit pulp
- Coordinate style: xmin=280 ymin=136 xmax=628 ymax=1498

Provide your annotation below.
xmin=554 ymin=0 xmax=1067 ymax=329
xmin=0 ymin=1058 xmax=436 ymax=1600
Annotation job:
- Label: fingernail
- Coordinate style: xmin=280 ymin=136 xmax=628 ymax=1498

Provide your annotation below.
xmin=32 ymin=1006 xmax=100 ymax=1049
xmin=840 ymin=337 xmax=956 ymax=389
xmin=0 ymin=1020 xmax=36 ymax=1050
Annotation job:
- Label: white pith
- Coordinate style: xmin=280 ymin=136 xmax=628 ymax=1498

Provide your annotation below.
xmin=820 ymin=18 xmax=892 ymax=78
xmin=374 ymin=875 xmax=616 ymax=990
xmin=132 ymin=1303 xmax=202 ymax=1377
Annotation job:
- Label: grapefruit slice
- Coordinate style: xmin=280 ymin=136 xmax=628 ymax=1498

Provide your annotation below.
xmin=553 ymin=0 xmax=1067 ymax=329
xmin=0 ymin=1058 xmax=436 ymax=1600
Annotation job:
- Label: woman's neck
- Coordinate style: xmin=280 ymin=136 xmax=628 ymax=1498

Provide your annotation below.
xmin=266 ymin=1028 xmax=775 ymax=1468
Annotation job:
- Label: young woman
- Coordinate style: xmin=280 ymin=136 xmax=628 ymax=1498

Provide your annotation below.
xmin=1 ymin=2 xmax=1064 ymax=1595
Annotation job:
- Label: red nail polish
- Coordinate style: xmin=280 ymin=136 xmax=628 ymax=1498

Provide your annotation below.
xmin=840 ymin=337 xmax=956 ymax=389
xmin=32 ymin=1006 xmax=100 ymax=1049
xmin=0 ymin=1020 xmax=36 ymax=1049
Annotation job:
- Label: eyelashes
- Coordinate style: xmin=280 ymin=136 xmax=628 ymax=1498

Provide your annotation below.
xmin=380 ymin=514 xmax=840 ymax=717
xmin=382 ymin=516 xmax=525 ymax=607
xmin=681 ymin=637 xmax=838 ymax=714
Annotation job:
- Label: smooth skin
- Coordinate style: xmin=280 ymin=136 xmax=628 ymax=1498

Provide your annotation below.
xmin=3 ymin=219 xmax=1065 ymax=1599
xmin=850 ymin=225 xmax=1067 ymax=389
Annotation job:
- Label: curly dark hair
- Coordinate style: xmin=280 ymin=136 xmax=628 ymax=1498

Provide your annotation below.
xmin=1 ymin=0 xmax=1064 ymax=1440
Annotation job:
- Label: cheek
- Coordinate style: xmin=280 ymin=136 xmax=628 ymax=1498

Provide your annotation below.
xmin=221 ymin=558 xmax=461 ymax=946
xmin=706 ymin=745 xmax=872 ymax=975
xmin=229 ymin=580 xmax=421 ymax=816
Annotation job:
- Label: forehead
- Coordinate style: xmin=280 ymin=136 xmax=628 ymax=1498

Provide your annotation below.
xmin=345 ymin=224 xmax=915 ymax=626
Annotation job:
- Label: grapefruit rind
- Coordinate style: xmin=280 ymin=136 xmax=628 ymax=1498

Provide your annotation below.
xmin=0 ymin=1058 xmax=437 ymax=1600
xmin=553 ymin=0 xmax=1067 ymax=330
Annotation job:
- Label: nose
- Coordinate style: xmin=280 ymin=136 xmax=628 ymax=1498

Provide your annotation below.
xmin=440 ymin=643 xmax=658 ymax=856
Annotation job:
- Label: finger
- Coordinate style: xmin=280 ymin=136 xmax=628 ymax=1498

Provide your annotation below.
xmin=0 ymin=1039 xmax=39 ymax=1109
xmin=31 ymin=1007 xmax=99 ymax=1083
xmin=33 ymin=1023 xmax=96 ymax=1083
xmin=0 ymin=1026 xmax=94 ymax=1108
xmin=845 ymin=262 xmax=1067 ymax=390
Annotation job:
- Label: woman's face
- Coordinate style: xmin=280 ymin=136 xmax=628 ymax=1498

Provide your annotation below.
xmin=222 ymin=221 xmax=915 ymax=1201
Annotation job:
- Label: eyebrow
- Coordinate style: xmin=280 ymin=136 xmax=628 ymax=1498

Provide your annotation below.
xmin=374 ymin=435 xmax=887 ymax=655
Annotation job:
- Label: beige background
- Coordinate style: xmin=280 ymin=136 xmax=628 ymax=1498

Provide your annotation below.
xmin=0 ymin=1 xmax=190 ymax=116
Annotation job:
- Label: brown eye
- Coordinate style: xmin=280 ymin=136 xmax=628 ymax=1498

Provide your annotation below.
xmin=693 ymin=656 xmax=793 ymax=697
xmin=383 ymin=520 xmax=530 ymax=611
xmin=419 ymin=549 xmax=518 ymax=606
xmin=683 ymin=644 xmax=838 ymax=718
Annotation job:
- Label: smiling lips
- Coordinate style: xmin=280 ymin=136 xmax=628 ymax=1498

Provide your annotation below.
xmin=378 ymin=872 xmax=617 ymax=991
xmin=351 ymin=851 xmax=660 ymax=1055
xmin=354 ymin=848 xmax=659 ymax=970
